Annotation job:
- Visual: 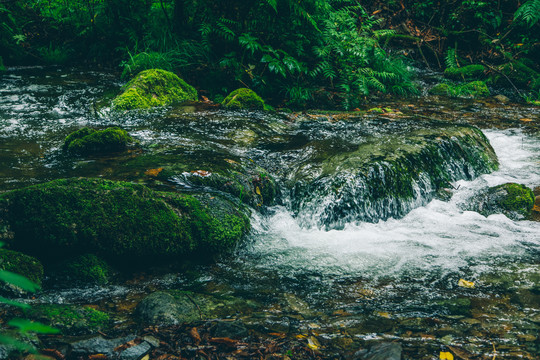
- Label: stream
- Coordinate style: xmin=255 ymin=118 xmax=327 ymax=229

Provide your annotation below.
xmin=1 ymin=67 xmax=539 ymax=359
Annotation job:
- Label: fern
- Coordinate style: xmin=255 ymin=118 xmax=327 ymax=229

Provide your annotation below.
xmin=445 ymin=48 xmax=459 ymax=69
xmin=514 ymin=0 xmax=540 ymax=27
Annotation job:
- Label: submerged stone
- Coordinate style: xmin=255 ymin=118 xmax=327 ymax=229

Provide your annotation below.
xmin=469 ymin=182 xmax=535 ymax=220
xmin=112 ymin=69 xmax=197 ymax=110
xmin=63 ymin=127 xmax=133 ymax=154
xmin=0 ymin=178 xmax=250 ymax=266
xmin=222 ymin=88 xmax=265 ymax=110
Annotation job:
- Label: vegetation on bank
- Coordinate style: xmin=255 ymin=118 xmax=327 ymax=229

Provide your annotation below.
xmin=2 ymin=0 xmax=538 ymax=108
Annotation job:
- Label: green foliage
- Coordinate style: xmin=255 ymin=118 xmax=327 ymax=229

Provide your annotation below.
xmin=444 ymin=64 xmax=485 ymax=80
xmin=63 ymin=127 xmax=133 ymax=155
xmin=112 ymin=68 xmax=197 ymax=110
xmin=121 ymin=51 xmax=175 ymax=79
xmin=514 ymin=0 xmax=540 ymax=28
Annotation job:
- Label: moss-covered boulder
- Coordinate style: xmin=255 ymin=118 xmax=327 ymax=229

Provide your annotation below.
xmin=444 ymin=65 xmax=485 ymax=80
xmin=25 ymin=304 xmax=110 ymax=335
xmin=120 ymin=52 xmax=173 ymax=80
xmin=493 ymin=60 xmax=540 ymax=90
xmin=63 ymin=127 xmax=133 ymax=155
xmin=55 ymin=254 xmax=113 ymax=285
xmin=112 ymin=69 xmax=197 ymax=110
xmin=0 ymin=178 xmax=250 ymax=266
xmin=429 ymin=81 xmax=490 ymax=98
xmin=222 ymin=88 xmax=265 ymax=110
xmin=290 ymin=124 xmax=499 ymax=228
xmin=471 ymin=183 xmax=535 ymax=220
xmin=0 ymin=249 xmax=43 ymax=287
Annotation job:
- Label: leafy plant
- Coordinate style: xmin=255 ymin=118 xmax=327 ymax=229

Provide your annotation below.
xmin=514 ymin=0 xmax=540 ymax=28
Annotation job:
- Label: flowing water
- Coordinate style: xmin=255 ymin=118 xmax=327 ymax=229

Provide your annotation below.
xmin=1 ymin=67 xmax=539 ymax=358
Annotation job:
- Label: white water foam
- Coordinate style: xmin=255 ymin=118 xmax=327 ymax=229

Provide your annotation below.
xmin=244 ymin=129 xmax=540 ymax=281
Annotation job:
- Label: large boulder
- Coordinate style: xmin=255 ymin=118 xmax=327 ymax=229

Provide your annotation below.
xmin=289 ymin=124 xmax=499 ymax=228
xmin=470 ymin=183 xmax=535 ymax=220
xmin=112 ymin=69 xmax=197 ymax=110
xmin=0 ymin=178 xmax=250 ymax=266
xmin=222 ymin=88 xmax=265 ymax=110
xmin=63 ymin=127 xmax=133 ymax=155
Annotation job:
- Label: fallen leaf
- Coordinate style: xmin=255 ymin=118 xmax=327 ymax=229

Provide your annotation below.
xmin=209 ymin=337 xmax=238 ymax=348
xmin=448 ymin=345 xmax=474 ymax=360
xmin=191 ymin=170 xmax=211 ymax=177
xmin=519 ymin=118 xmax=533 ymax=122
xmin=190 ymin=327 xmax=201 ymax=345
xmin=268 ymin=332 xmax=286 ymax=338
xmin=224 ymin=159 xmax=239 ymax=164
xmin=377 ymin=311 xmax=391 ymax=318
xmin=307 ymin=336 xmax=321 ymax=350
xmin=458 ymin=279 xmax=475 ymax=288
xmin=145 ymin=168 xmax=163 ymax=177
xmin=440 ymin=351 xmax=454 ymax=360
xmin=295 ymin=334 xmax=307 ymax=339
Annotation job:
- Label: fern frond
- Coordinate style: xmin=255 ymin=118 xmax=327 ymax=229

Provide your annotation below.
xmin=514 ymin=0 xmax=540 ymax=27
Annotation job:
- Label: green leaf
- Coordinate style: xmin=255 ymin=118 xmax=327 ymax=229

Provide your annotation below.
xmin=0 ymin=334 xmax=36 ymax=352
xmin=0 ymin=296 xmax=30 ymax=309
xmin=8 ymin=319 xmax=60 ymax=334
xmin=0 ymin=271 xmax=41 ymax=292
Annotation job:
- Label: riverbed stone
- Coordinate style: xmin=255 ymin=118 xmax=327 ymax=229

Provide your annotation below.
xmin=469 ymin=182 xmax=535 ymax=220
xmin=0 ymin=178 xmax=250 ymax=266
xmin=135 ymin=291 xmax=199 ymax=326
xmin=63 ymin=127 xmax=133 ymax=155
xmin=112 ymin=69 xmax=197 ymax=110
xmin=354 ymin=342 xmax=402 ymax=360
xmin=70 ymin=335 xmax=136 ymax=357
xmin=118 ymin=341 xmax=152 ymax=360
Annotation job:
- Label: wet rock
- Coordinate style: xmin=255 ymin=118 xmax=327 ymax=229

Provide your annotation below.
xmin=0 ymin=331 xmax=40 ymax=359
xmin=469 ymin=182 xmax=535 ymax=220
xmin=284 ymin=293 xmax=314 ymax=318
xmin=0 ymin=178 xmax=250 ymax=266
xmin=112 ymin=69 xmax=197 ymax=110
xmin=210 ymin=320 xmax=249 ymax=339
xmin=354 ymin=342 xmax=402 ymax=360
xmin=291 ymin=124 xmax=498 ymax=228
xmin=493 ymin=94 xmax=510 ymax=103
xmin=118 ymin=341 xmax=152 ymax=360
xmin=63 ymin=127 xmax=133 ymax=155
xmin=135 ymin=291 xmax=199 ymax=326
xmin=222 ymin=88 xmax=265 ymax=110
xmin=70 ymin=335 xmax=135 ymax=357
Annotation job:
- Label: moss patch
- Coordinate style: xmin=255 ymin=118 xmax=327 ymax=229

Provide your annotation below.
xmin=0 ymin=249 xmax=43 ymax=286
xmin=444 ymin=65 xmax=485 ymax=80
xmin=63 ymin=127 xmax=133 ymax=155
xmin=429 ymin=81 xmax=490 ymax=98
xmin=112 ymin=69 xmax=197 ymax=110
xmin=25 ymin=304 xmax=110 ymax=335
xmin=57 ymin=254 xmax=113 ymax=285
xmin=471 ymin=183 xmax=535 ymax=220
xmin=0 ymin=178 xmax=249 ymax=266
xmin=222 ymin=88 xmax=265 ymax=110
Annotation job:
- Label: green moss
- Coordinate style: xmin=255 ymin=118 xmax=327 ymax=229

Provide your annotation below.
xmin=494 ymin=60 xmax=540 ymax=90
xmin=112 ymin=69 xmax=197 ymax=110
xmin=444 ymin=65 xmax=485 ymax=80
xmin=472 ymin=183 xmax=535 ymax=220
xmin=26 ymin=304 xmax=110 ymax=335
xmin=0 ymin=249 xmax=43 ymax=286
xmin=121 ymin=52 xmax=174 ymax=80
xmin=222 ymin=88 xmax=265 ymax=110
xmin=429 ymin=81 xmax=489 ymax=98
xmin=368 ymin=107 xmax=385 ymax=114
xmin=63 ymin=127 xmax=133 ymax=155
xmin=0 ymin=178 xmax=249 ymax=266
xmin=59 ymin=254 xmax=112 ymax=285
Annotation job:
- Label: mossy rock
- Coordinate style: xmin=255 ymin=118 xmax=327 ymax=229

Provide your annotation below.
xmin=444 ymin=65 xmax=485 ymax=80
xmin=25 ymin=304 xmax=110 ymax=335
xmin=63 ymin=127 xmax=133 ymax=155
xmin=112 ymin=69 xmax=197 ymax=110
xmin=0 ymin=178 xmax=250 ymax=266
xmin=55 ymin=254 xmax=113 ymax=285
xmin=470 ymin=182 xmax=535 ymax=220
xmin=429 ymin=81 xmax=489 ymax=98
xmin=121 ymin=52 xmax=173 ymax=80
xmin=494 ymin=60 xmax=540 ymax=90
xmin=0 ymin=249 xmax=43 ymax=287
xmin=222 ymin=88 xmax=265 ymax=110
